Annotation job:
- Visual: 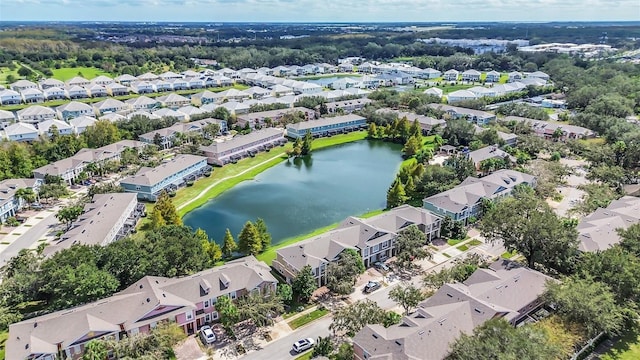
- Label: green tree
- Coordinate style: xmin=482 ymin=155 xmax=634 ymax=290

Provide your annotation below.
xmin=141 ymin=225 xmax=210 ymax=278
xmin=313 ymin=336 xmax=333 ymax=357
xmin=619 ymin=224 xmax=640 ymax=257
xmin=255 ymin=218 xmax=271 ymax=251
xmin=151 ymin=190 xmax=181 ymax=228
xmin=301 ymin=130 xmax=313 ymax=155
xmin=292 ymin=265 xmax=317 ymax=303
xmin=83 ymin=340 xmax=108 ymax=360
xmin=236 ymin=288 xmax=284 ymax=327
xmin=368 ymin=122 xmax=378 ymax=139
xmin=326 ymin=248 xmax=365 ymax=295
xmin=0 ymin=306 xmax=22 ymax=331
xmin=237 ymin=221 xmax=262 ymax=255
xmin=333 ymin=342 xmax=355 ymax=360
xmin=444 ymin=154 xmax=476 ymax=181
xmin=149 ymin=208 xmax=166 ymax=229
xmin=448 ymin=318 xmax=563 ymax=360
xmin=276 ymin=283 xmax=293 ymax=303
xmin=56 ymin=205 xmax=84 ymax=230
xmin=578 ymin=247 xmax=640 ymax=305
xmin=543 ymin=276 xmax=626 ymax=337
xmin=82 ymin=120 xmax=121 ymax=148
xmin=15 ymin=187 xmax=37 ymax=208
xmin=330 ymin=299 xmax=388 ymax=337
xmin=196 ymin=228 xmax=222 ymax=263
xmin=43 ymin=262 xmax=119 ymax=310
xmin=402 ymin=134 xmax=422 ymax=157
xmin=215 ymin=295 xmax=239 ymax=335
xmin=386 ymin=178 xmax=408 ymax=209
xmin=389 ymin=282 xmax=426 ymax=314
xmin=221 ymin=228 xmax=237 ymax=258
xmin=394 ymin=225 xmax=431 ymax=272
xmin=479 ymin=191 xmax=578 ymax=271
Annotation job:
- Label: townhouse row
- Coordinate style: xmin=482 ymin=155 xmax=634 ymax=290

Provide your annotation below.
xmin=6 ymin=256 xmax=277 ymax=360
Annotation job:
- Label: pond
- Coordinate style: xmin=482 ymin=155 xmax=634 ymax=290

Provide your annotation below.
xmin=183 ymin=140 xmax=403 ymax=246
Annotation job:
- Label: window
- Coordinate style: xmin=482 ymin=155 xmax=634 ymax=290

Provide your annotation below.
xmin=211 ymin=296 xmax=217 ymax=305
xmin=185 ymin=310 xmax=194 ymax=321
xmin=204 ymin=300 xmax=210 ymax=308
xmin=130 ymin=327 xmax=139 ymax=335
xmin=212 ymin=311 xmax=219 ymax=320
xmin=230 ymin=292 xmax=237 ymax=300
xmin=150 ymin=321 xmax=157 ymax=329
xmin=205 ymin=313 xmax=211 ymax=322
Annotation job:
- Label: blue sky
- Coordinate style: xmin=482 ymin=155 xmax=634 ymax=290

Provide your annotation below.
xmin=1 ymin=0 xmax=639 ymax=22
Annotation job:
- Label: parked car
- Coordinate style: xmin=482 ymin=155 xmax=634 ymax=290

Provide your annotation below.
xmin=292 ymin=338 xmax=315 ymax=353
xmin=364 ymin=281 xmax=381 ymax=293
xmin=374 ymin=261 xmax=390 ymax=272
xmin=199 ymin=325 xmax=216 ymax=345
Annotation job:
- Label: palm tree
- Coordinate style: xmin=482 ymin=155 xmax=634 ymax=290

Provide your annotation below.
xmin=15 ymin=188 xmax=37 ymax=209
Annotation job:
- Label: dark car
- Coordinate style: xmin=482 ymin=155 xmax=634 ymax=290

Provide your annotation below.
xmin=374 ymin=261 xmax=390 ymax=272
xmin=364 ymin=281 xmax=381 ymax=293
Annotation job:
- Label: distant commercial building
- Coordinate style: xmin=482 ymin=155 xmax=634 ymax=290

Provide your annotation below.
xmin=286 ymin=114 xmax=367 ymax=139
xmin=119 ymin=154 xmax=209 ymax=201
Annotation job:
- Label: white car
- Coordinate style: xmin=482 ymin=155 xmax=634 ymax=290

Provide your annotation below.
xmin=199 ymin=325 xmax=216 ymax=344
xmin=292 ymin=337 xmax=315 ymax=353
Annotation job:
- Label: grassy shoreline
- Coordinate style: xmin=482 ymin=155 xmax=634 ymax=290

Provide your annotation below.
xmin=175 ymin=131 xmax=368 ymax=217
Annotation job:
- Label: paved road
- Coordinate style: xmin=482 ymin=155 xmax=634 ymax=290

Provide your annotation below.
xmin=240 ymin=316 xmax=332 ymax=360
xmin=0 ymin=213 xmax=58 ymax=265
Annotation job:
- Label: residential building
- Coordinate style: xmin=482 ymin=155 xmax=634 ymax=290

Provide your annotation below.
xmin=33 ymin=140 xmax=146 ymax=185
xmin=169 ymin=78 xmax=189 ymax=91
xmin=69 ymin=116 xmax=97 ymax=134
xmin=130 ymin=81 xmax=156 ymax=94
xmin=443 ymin=69 xmax=459 ymax=81
xmin=3 ymin=122 xmax=39 ymax=142
xmin=577 ymin=196 xmax=640 ymax=252
xmin=99 ymin=112 xmax=127 ymax=122
xmin=105 ymin=82 xmax=130 ymax=96
xmin=485 ymin=70 xmax=501 ymax=82
xmin=139 ymin=118 xmax=227 ymax=150
xmin=114 ymin=74 xmax=137 ymax=85
xmin=93 ymin=98 xmax=127 ymax=115
xmin=87 ymin=84 xmax=108 ymax=98
xmin=0 ymin=89 xmax=23 ymax=105
xmin=119 ymin=154 xmax=209 ymax=201
xmin=217 ymin=101 xmax=250 ymax=115
xmin=177 ymin=105 xmax=209 ymax=120
xmin=39 ymin=78 xmax=65 ymax=90
xmin=508 ymin=71 xmax=523 ymax=82
xmin=191 ymin=90 xmax=221 ymax=106
xmin=447 ymin=89 xmax=478 ymax=103
xmin=0 ymin=178 xmax=42 ymax=222
xmin=43 ymin=87 xmax=68 ymax=101
xmin=125 ymin=95 xmax=160 ymax=111
xmin=467 ymin=145 xmax=516 ymax=169
xmin=243 ymin=86 xmax=272 ymax=100
xmin=0 ymin=109 xmax=16 ymax=128
xmin=153 ymin=108 xmax=187 ymax=121
xmin=152 ymin=79 xmax=173 ymax=92
xmin=428 ymin=104 xmax=496 ymax=125
xmin=236 ymin=107 xmax=315 ymax=129
xmin=422 ymin=68 xmax=442 ymax=79
xmin=48 ymin=193 xmax=142 ymax=253
xmin=291 ymin=81 xmax=322 ymax=95
xmin=286 ymin=114 xmax=367 ymax=139
xmin=66 ymin=76 xmax=90 ymax=88
xmin=20 ymin=88 xmax=45 ymax=103
xmin=91 ymin=75 xmax=114 ymax=86
xmin=200 ymin=128 xmax=285 ymax=166
xmin=423 ymin=169 xmax=536 ymax=223
xmin=38 ymin=119 xmax=74 ymax=136
xmin=503 ymin=116 xmax=594 ymax=140
xmin=6 ymin=256 xmax=277 ymax=360
xmin=157 ymin=93 xmax=191 ymax=109
xmin=66 ymin=85 xmax=89 ymax=99
xmin=423 ymin=87 xmax=444 ymax=97
xmin=137 ymin=72 xmax=159 ymax=82
xmin=461 ymin=69 xmax=481 ymax=82
xmin=375 ymin=108 xmax=446 ymax=134
xmin=324 ymin=98 xmax=372 ymax=114
xmin=273 ymin=205 xmax=442 ymax=285
xmin=56 ymin=101 xmax=94 ymax=120
xmin=528 ymin=71 xmax=550 ymax=81
xmin=353 ymin=260 xmax=553 ymax=360
xmin=10 ymin=79 xmax=38 ymax=92
xmin=270 ymin=84 xmax=295 ymax=96
xmin=17 ymin=105 xmax=57 ymax=123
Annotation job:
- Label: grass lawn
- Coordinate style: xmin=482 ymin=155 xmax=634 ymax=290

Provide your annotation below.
xmin=457 ymin=244 xmax=469 ymax=251
xmin=282 ymin=302 xmax=315 ymax=319
xmin=442 ymin=253 xmax=451 ymax=258
xmin=0 ymin=65 xmax=20 ymax=85
xmin=288 ymin=308 xmax=329 ymax=330
xmin=447 ymin=239 xmax=464 ymax=246
xmin=467 ymin=239 xmax=482 ymax=246
xmin=51 ymin=67 xmax=113 ymax=81
xmin=601 ymin=324 xmax=640 ymax=360
xmin=0 ymin=330 xmax=7 ymax=360
xmin=501 ymin=250 xmax=517 ymax=259
xmin=295 ymin=351 xmax=313 ymax=360
xmin=295 ymin=73 xmax=361 ymax=80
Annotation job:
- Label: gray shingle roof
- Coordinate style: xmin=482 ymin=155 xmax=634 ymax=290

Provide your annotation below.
xmin=577 ymin=196 xmax=640 ymax=252
xmin=119 ymin=154 xmax=207 ymax=187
